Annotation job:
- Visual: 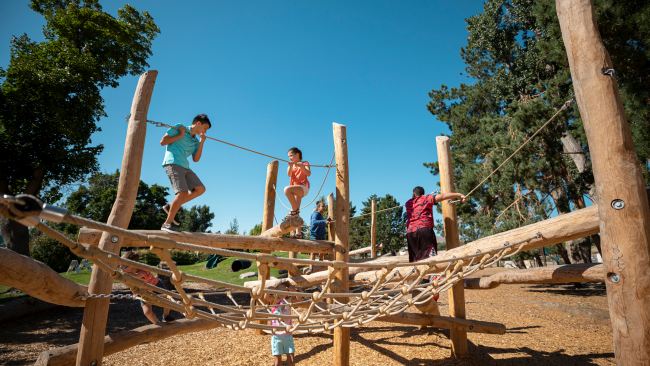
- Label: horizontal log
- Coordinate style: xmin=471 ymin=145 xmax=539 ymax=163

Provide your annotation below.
xmin=78 ymin=227 xmax=334 ymax=254
xmin=35 ymin=318 xmax=219 ymax=366
xmin=350 ymin=246 xmax=371 ymax=256
xmin=260 ymin=215 xmax=303 ymax=238
xmin=378 ymin=312 xmax=505 ymax=335
xmin=246 ymin=206 xmax=599 ymax=289
xmin=353 ymin=205 xmax=600 ymax=283
xmin=0 ymin=248 xmax=87 ymax=307
xmin=464 ymin=263 xmax=605 ymax=289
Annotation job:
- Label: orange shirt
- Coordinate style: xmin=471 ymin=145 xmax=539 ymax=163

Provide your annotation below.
xmin=289 ymin=161 xmax=310 ymax=188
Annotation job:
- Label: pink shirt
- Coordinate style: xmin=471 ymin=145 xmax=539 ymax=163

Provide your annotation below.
xmin=405 ymin=194 xmax=436 ymax=233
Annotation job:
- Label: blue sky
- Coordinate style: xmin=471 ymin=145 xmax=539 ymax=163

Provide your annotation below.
xmin=0 ymin=1 xmax=483 ymax=234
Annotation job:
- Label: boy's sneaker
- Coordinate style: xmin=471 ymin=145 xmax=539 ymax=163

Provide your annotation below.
xmin=161 ymin=223 xmax=180 ymax=233
xmin=162 ymin=204 xmax=180 ymax=226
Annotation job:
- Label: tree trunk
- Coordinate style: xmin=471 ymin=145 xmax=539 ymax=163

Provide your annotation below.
xmin=1 ymin=218 xmax=30 ymax=256
xmin=533 ymin=252 xmax=544 ymax=267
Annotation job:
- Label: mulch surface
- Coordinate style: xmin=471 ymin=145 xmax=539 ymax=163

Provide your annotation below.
xmin=0 ymin=268 xmax=614 ymax=365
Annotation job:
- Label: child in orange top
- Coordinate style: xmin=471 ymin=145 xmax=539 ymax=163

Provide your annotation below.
xmin=284 ymin=147 xmax=310 ymax=238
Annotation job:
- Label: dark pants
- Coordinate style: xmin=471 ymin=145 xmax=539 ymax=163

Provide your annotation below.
xmin=406 ymin=227 xmax=437 ymax=262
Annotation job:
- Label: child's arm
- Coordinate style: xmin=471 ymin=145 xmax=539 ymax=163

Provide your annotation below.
xmin=192 ymin=132 xmax=207 ymax=162
xmin=296 ymin=162 xmax=311 ymax=177
xmin=287 ymin=163 xmax=293 ymax=177
xmin=433 ymin=192 xmax=466 ymax=203
xmin=160 ymin=126 xmax=186 ymax=146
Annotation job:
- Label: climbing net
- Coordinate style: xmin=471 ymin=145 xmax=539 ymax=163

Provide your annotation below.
xmin=0 ymin=194 xmax=537 ymax=335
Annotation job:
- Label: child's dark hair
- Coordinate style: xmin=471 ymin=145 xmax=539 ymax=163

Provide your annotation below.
xmin=288 ymin=147 xmax=302 ymax=160
xmin=192 ymin=113 xmax=212 ymax=128
xmin=413 ymin=186 xmax=425 ymax=196
xmin=122 ymin=250 xmax=140 ymax=261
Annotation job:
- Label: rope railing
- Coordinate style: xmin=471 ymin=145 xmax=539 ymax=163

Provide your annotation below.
xmin=133 ymin=116 xmax=336 ymax=168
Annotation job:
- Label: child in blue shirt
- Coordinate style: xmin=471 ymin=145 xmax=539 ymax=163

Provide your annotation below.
xmin=160 ymin=114 xmax=211 ymax=232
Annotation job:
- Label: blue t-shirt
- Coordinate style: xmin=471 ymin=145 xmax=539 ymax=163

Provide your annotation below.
xmin=162 ymin=124 xmax=199 ymax=169
xmin=310 ymin=211 xmax=327 ymax=240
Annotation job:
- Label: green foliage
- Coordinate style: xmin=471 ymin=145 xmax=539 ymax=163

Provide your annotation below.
xmin=177 ymin=205 xmax=214 ymax=233
xmin=65 ymin=171 xmax=169 ymax=230
xmin=249 ymin=223 xmax=262 ymax=236
xmin=30 ymin=231 xmax=78 ymax=272
xmin=350 ymin=194 xmax=405 ymax=254
xmin=224 ymin=218 xmax=239 ymax=235
xmin=0 ymin=0 xmax=159 ymax=254
xmin=426 ymin=0 xmax=649 ymax=242
xmin=0 ymin=0 xmax=159 ymax=199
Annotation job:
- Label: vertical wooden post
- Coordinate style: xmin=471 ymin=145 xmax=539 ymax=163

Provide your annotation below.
xmin=332 ymin=123 xmax=350 ymax=366
xmin=76 ymin=71 xmax=157 ymax=366
xmin=370 ymin=199 xmax=377 ymax=258
xmin=436 ymin=136 xmax=468 ymax=357
xmin=257 ymin=160 xmax=278 ymax=334
xmin=556 ymin=2 xmax=650 ymax=364
xmin=327 ymin=193 xmax=336 ymax=243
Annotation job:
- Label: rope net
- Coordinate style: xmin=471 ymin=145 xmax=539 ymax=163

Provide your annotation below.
xmin=0 ymin=195 xmax=531 ymax=335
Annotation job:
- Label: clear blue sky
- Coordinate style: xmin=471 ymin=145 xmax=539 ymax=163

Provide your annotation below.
xmin=1 ymin=1 xmax=482 ymax=234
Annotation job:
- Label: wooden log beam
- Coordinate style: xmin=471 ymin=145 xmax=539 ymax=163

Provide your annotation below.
xmin=378 ymin=312 xmax=505 ymax=335
xmin=35 ymin=318 xmax=219 ymax=366
xmin=332 ymin=122 xmax=351 ymax=366
xmin=556 ymin=2 xmax=650 ymax=364
xmin=246 ymin=205 xmax=599 ymax=290
xmin=77 ymin=70 xmax=157 ymax=366
xmin=370 ymin=199 xmax=377 ymax=258
xmin=464 ymin=263 xmax=605 ymax=289
xmin=260 ymin=215 xmax=303 ymax=238
xmin=436 ymin=135 xmax=467 ymax=357
xmin=78 ymin=227 xmax=333 ymax=255
xmin=349 ymin=246 xmax=371 ymax=256
xmin=0 ymin=248 xmax=87 ymax=307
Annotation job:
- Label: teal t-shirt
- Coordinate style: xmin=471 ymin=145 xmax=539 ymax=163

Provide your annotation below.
xmin=162 ymin=124 xmax=199 ymax=169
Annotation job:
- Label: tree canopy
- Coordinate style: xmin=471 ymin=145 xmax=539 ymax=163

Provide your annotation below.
xmin=426 ymin=0 xmax=649 ymax=242
xmin=0 ymin=0 xmax=159 ymax=254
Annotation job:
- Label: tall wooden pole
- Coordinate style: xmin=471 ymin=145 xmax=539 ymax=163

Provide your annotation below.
xmin=436 ymin=136 xmax=468 ymax=357
xmin=370 ymin=199 xmax=377 ymax=258
xmin=332 ymin=123 xmax=350 ymax=366
xmin=257 ymin=160 xmax=278 ymax=334
xmin=327 ymin=193 xmax=335 ymax=243
xmin=76 ymin=70 xmax=157 ymax=366
xmin=556 ymin=2 xmax=650 ymax=364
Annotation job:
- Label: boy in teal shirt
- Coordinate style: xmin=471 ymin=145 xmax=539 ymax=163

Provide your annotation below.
xmin=160 ymin=114 xmax=211 ymax=232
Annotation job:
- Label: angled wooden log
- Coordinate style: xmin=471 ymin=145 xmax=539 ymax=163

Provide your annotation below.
xmin=349 ymin=246 xmax=371 ymax=256
xmin=464 ymin=263 xmax=605 ymax=290
xmin=77 ymin=70 xmax=157 ymax=366
xmin=78 ymin=227 xmax=333 ymax=255
xmin=246 ymin=205 xmax=599 ymax=289
xmin=557 ymin=3 xmax=650 ymax=363
xmin=36 ymin=318 xmax=218 ymax=366
xmin=378 ymin=312 xmax=505 ymax=335
xmin=0 ymin=248 xmax=87 ymax=307
xmin=260 ymin=215 xmax=304 ymax=238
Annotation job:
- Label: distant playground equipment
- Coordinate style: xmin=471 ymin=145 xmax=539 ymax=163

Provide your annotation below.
xmin=0 ymin=3 xmax=648 ymax=365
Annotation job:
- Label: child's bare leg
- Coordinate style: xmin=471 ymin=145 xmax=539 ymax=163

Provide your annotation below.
xmin=287 ymin=353 xmax=295 ymax=366
xmin=141 ymin=303 xmax=159 ymax=325
xmin=284 ymin=187 xmax=301 ymax=212
xmin=165 ymin=186 xmax=206 ymax=225
xmin=274 ymin=355 xmax=282 ymax=366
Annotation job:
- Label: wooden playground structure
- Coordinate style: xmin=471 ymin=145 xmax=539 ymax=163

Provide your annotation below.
xmin=0 ymin=2 xmax=648 ymax=365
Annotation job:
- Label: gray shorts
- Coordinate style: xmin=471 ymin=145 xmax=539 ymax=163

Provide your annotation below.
xmin=164 ymin=164 xmax=203 ymax=194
